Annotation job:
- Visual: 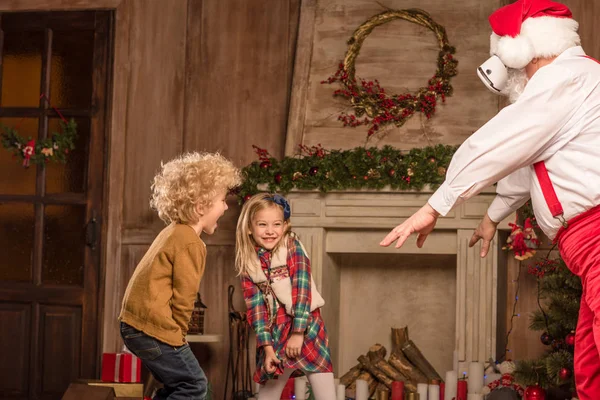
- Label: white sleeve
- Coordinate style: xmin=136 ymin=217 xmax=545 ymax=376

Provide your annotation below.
xmin=487 ymin=167 xmax=531 ymax=223
xmin=428 ymin=64 xmax=583 ymax=216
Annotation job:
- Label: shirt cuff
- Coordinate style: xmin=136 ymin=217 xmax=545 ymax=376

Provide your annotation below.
xmin=256 ymin=331 xmax=273 ymax=348
xmin=428 ymin=182 xmax=456 ymax=216
xmin=292 ymin=317 xmax=308 ymax=333
xmin=487 ymin=195 xmax=514 ymax=223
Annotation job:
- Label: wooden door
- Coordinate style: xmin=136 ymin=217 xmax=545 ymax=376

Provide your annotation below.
xmin=0 ymin=11 xmax=112 ymax=400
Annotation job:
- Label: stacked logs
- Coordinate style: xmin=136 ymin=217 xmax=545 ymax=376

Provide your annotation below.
xmin=340 ymin=327 xmax=443 ymax=398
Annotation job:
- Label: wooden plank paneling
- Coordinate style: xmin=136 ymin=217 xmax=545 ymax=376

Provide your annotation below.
xmin=183 ymin=0 xmax=301 ymax=165
xmin=39 ymin=305 xmax=82 ymax=397
xmin=0 ymin=303 xmax=30 ymax=397
xmin=121 ymin=0 xmax=187 ymax=229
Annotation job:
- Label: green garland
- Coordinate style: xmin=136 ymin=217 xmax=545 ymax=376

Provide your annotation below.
xmin=238 ymin=144 xmax=457 ymax=202
xmin=1 ymin=119 xmax=77 ymax=167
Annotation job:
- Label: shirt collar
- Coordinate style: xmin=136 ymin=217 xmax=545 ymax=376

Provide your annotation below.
xmin=556 ymin=46 xmax=586 ymax=61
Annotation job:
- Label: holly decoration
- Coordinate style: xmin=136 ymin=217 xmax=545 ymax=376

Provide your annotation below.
xmin=558 ymin=367 xmax=571 ymax=381
xmin=321 ymin=8 xmax=458 ymax=139
xmin=565 ymin=331 xmax=575 ymax=347
xmin=1 ymin=119 xmax=77 ymax=168
xmin=524 ymin=385 xmax=546 ymax=400
xmin=540 ymin=332 xmax=552 ymax=346
xmin=239 ymin=144 xmax=456 ymax=203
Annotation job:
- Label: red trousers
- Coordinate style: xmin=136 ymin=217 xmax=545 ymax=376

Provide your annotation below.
xmin=558 ymin=206 xmax=600 ymax=400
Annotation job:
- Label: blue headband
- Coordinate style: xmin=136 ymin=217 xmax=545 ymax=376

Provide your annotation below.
xmin=268 ymin=194 xmax=291 ymax=220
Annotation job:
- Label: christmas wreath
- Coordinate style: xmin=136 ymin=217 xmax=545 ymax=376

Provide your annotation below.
xmin=1 ymin=119 xmax=77 ymax=168
xmin=321 ymin=8 xmax=459 ymax=138
xmin=237 ymin=144 xmax=457 ymax=203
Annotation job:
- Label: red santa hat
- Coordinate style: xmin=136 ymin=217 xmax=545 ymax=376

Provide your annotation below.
xmin=489 ymin=0 xmax=580 ymax=69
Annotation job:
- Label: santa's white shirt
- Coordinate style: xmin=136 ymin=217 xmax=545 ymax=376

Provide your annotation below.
xmin=428 ymin=46 xmax=600 ymax=239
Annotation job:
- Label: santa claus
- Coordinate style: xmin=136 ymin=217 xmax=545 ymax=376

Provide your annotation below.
xmin=380 ymin=1 xmax=600 ymax=398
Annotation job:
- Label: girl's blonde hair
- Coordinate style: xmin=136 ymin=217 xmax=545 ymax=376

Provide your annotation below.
xmin=150 ymin=152 xmax=241 ymax=224
xmin=235 ymin=193 xmax=292 ymax=276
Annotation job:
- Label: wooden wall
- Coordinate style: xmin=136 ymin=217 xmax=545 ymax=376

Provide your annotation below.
xmin=4 ymin=0 xmax=600 ymax=397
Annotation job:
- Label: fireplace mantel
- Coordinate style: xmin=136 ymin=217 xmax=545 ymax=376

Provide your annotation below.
xmin=286 ymin=187 xmax=512 ymax=375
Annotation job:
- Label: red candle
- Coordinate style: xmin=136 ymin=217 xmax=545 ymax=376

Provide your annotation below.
xmin=457 ymin=380 xmax=468 ymax=400
xmin=439 ymin=382 xmax=445 ymax=400
xmin=391 ymin=381 xmax=404 ymax=400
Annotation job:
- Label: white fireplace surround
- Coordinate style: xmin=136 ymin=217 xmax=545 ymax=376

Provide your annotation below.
xmin=285 ymin=187 xmax=512 ymax=375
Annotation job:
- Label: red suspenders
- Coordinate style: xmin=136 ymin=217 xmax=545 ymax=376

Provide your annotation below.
xmin=533 ymin=54 xmax=600 ymax=229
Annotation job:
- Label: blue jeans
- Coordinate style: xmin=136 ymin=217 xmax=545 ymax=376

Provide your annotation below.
xmin=120 ymin=322 xmax=208 ymax=400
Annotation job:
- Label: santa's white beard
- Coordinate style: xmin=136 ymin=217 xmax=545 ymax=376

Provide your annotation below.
xmin=501 ymin=68 xmax=529 ymax=103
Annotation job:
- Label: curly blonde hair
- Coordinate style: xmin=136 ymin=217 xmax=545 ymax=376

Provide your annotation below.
xmin=150 ymin=152 xmax=241 ymax=224
xmin=235 ymin=193 xmax=292 ymax=276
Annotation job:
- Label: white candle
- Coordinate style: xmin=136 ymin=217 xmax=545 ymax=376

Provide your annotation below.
xmin=337 ymin=384 xmax=346 ymax=400
xmin=417 ymin=383 xmax=428 ymax=400
xmin=467 ymin=362 xmax=484 ymax=394
xmin=453 ymin=350 xmax=459 ymax=373
xmin=444 ymin=371 xmax=457 ymax=400
xmin=295 ymin=378 xmax=307 ymax=400
xmin=356 ymin=379 xmax=369 ymax=400
xmin=484 ymin=372 xmax=501 ymax=386
xmin=467 ymin=394 xmax=483 ymax=400
xmin=428 ymin=384 xmax=440 ymax=400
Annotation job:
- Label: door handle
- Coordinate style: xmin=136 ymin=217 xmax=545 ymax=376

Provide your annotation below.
xmin=85 ymin=214 xmax=98 ymax=250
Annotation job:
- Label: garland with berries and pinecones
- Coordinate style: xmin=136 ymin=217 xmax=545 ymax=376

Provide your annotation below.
xmin=237 ymin=144 xmax=457 ymax=202
xmin=321 ymin=8 xmax=458 ymax=139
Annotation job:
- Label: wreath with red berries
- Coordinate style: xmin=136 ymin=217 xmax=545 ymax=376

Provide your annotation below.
xmin=322 ymin=8 xmax=458 ymax=138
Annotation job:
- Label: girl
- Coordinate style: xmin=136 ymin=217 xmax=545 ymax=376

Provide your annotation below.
xmin=235 ymin=193 xmax=336 ymax=400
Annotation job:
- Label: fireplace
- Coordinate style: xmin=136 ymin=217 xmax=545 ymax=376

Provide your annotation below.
xmin=286 ymin=187 xmax=512 ymax=376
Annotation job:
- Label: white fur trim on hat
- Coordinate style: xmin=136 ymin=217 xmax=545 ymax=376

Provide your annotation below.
xmin=490 ymin=16 xmax=580 ymax=69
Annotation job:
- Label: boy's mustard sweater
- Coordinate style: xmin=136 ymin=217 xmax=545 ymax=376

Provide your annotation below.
xmin=119 ymin=223 xmax=206 ymax=346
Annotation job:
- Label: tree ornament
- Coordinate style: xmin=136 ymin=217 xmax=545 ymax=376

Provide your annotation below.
xmin=429 ymin=156 xmax=437 ymax=163
xmin=243 ymin=194 xmax=252 ymax=203
xmin=524 ymin=385 xmax=545 ymax=400
xmin=565 ymin=331 xmax=575 ymax=347
xmin=274 ymin=173 xmax=282 ymax=184
xmin=260 ymin=161 xmax=271 ymax=169
xmin=437 ymin=166 xmax=446 ymax=176
xmin=388 ymin=168 xmax=396 ymax=177
xmin=292 ymin=172 xmax=303 ymax=181
xmin=559 ymin=367 xmax=571 ymax=381
xmin=540 ymin=332 xmax=552 ymax=345
xmin=504 ymin=217 xmax=539 ymax=260
xmin=309 ymin=166 xmax=319 ymax=176
xmin=551 ymin=339 xmax=563 ymax=351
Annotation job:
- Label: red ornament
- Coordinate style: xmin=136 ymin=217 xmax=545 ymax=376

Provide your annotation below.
xmin=309 ymin=166 xmax=319 ymax=176
xmin=243 ymin=194 xmax=252 ymax=203
xmin=565 ymin=331 xmax=575 ymax=347
xmin=260 ymin=161 xmax=270 ymax=169
xmin=388 ymin=168 xmax=396 ymax=177
xmin=524 ymin=385 xmax=546 ymax=400
xmin=274 ymin=173 xmax=282 ymax=184
xmin=559 ymin=367 xmax=572 ymax=380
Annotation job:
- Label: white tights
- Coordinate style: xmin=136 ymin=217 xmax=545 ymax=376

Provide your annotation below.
xmin=256 ymin=368 xmax=336 ymax=400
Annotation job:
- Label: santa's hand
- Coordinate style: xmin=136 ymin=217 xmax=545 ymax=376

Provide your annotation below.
xmin=380 ymin=204 xmax=440 ymax=249
xmin=469 ymin=213 xmax=499 ymax=257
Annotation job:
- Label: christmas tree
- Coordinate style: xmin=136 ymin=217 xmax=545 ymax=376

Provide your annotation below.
xmin=513 ymin=254 xmax=581 ymax=396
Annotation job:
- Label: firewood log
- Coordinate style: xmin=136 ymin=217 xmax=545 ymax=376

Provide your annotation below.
xmin=388 ymin=351 xmax=428 ymax=385
xmin=358 ymin=354 xmax=393 ymax=388
xmin=340 ymin=364 xmax=362 ymax=387
xmin=401 ymin=340 xmax=443 ymax=381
